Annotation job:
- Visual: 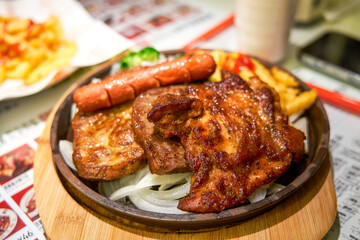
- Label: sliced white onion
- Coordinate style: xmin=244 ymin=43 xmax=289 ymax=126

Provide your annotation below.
xmin=70 ymin=103 xmax=78 ymax=121
xmin=133 ymin=165 xmax=150 ymax=183
xmin=59 ymin=140 xmax=77 ymax=171
xmin=266 ymin=183 xmax=285 ymax=195
xmin=109 ymin=184 xmax=148 ymax=200
xmin=289 ymin=111 xmax=304 ymax=123
xmin=158 ymin=183 xmax=174 ymax=191
xmin=137 ymin=171 xmax=191 ymax=188
xmin=91 ymin=77 xmax=102 ymax=83
xmin=248 ymin=188 xmax=267 ymax=203
xmin=248 ymin=182 xmax=285 ymax=204
xmin=293 ymin=116 xmax=308 ymax=135
xmin=149 ymin=181 xmax=191 ymax=200
xmin=143 ymin=182 xmax=190 ymax=201
xmin=293 ymin=116 xmax=309 ymax=153
xmin=110 ymin=62 xmax=120 ymax=74
xmin=103 ymin=166 xmax=192 ymax=203
xmin=101 ymin=165 xmax=191 ymax=214
xmin=137 ymin=191 xmax=180 ymax=208
xmin=102 ymin=166 xmax=150 ymax=198
xmin=100 ymin=173 xmax=139 ymax=197
xmin=129 ymin=193 xmax=188 ymax=214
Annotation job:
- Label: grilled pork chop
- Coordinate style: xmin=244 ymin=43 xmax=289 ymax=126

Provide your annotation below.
xmin=132 ymin=86 xmax=191 ymax=175
xmin=72 ymin=101 xmax=146 ymax=181
xmin=148 ymin=70 xmax=305 ymax=213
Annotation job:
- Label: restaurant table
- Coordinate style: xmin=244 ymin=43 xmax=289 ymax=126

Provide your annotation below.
xmin=1 ymin=0 xmax=360 ymax=239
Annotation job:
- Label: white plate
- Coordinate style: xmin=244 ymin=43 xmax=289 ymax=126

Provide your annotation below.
xmin=20 ymin=188 xmax=38 ymax=219
xmin=0 ymin=208 xmax=18 ymax=240
xmin=0 ymin=0 xmax=133 ymax=101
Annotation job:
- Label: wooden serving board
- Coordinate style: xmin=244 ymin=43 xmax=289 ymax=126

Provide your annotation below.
xmin=33 ymin=62 xmax=337 ymax=239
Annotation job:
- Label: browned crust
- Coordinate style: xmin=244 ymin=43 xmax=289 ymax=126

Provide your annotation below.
xmin=71 ymin=102 xmax=146 ymax=181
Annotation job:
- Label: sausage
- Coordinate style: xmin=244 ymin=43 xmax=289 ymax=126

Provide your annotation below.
xmin=73 ymin=54 xmax=216 ymax=112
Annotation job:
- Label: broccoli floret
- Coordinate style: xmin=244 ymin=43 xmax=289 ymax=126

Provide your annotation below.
xmin=120 ymin=47 xmax=160 ymax=69
xmin=138 ymin=47 xmax=159 ymax=62
xmin=120 ymin=52 xmax=143 ymax=69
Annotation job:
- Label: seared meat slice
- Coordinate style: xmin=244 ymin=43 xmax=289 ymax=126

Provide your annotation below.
xmin=72 ymin=101 xmax=146 ymax=181
xmin=132 ymin=86 xmax=191 ymax=175
xmin=147 ymin=94 xmax=203 ymax=140
xmin=148 ymin=70 xmax=305 ymax=213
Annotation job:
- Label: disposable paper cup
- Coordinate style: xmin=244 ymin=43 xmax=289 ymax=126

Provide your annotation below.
xmin=235 ymin=0 xmax=298 ymax=63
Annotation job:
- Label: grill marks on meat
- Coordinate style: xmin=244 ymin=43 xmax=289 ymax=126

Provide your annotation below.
xmin=132 ymin=86 xmax=191 ymax=175
xmin=72 ymin=101 xmax=146 ymax=181
xmin=148 ymin=70 xmax=305 ymax=213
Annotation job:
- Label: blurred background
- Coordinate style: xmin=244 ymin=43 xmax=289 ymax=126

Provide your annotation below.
xmin=0 ymin=0 xmax=360 ymax=239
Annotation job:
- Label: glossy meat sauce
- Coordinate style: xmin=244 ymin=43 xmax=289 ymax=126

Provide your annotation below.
xmin=148 ymin=70 xmax=305 ymax=213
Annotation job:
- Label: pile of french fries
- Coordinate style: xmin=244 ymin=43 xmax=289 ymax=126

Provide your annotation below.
xmin=208 ymin=49 xmax=317 ymax=116
xmin=0 ymin=16 xmax=77 ymax=85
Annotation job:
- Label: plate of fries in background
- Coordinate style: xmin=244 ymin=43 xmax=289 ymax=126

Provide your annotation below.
xmin=0 ymin=16 xmax=77 ymax=86
xmin=0 ymin=0 xmax=134 ymax=101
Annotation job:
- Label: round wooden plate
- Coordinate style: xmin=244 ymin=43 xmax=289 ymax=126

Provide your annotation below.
xmin=49 ymin=50 xmax=330 ymax=231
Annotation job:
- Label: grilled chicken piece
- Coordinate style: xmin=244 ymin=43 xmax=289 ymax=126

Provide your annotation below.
xmin=147 ymin=94 xmax=203 ymax=140
xmin=148 ymin=70 xmax=305 ymax=213
xmin=72 ymin=101 xmax=146 ymax=181
xmin=132 ymin=86 xmax=191 ymax=175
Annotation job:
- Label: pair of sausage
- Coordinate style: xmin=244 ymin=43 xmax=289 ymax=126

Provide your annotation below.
xmin=73 ymin=54 xmax=216 ymax=112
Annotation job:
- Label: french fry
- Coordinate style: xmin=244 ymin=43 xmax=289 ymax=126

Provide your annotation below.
xmin=6 ymin=18 xmax=30 ymax=33
xmin=5 ymin=58 xmax=20 ymax=69
xmin=6 ymin=61 xmax=31 ymax=79
xmin=271 ymin=66 xmax=298 ymax=87
xmin=0 ymin=22 xmax=4 ymax=41
xmin=238 ymin=69 xmax=255 ymax=82
xmin=0 ymin=65 xmax=5 ymax=84
xmin=25 ymin=62 xmax=54 ymax=85
xmin=25 ymin=42 xmax=76 ymax=85
xmin=209 ymin=49 xmax=227 ymax=82
xmin=285 ymin=90 xmax=317 ymax=116
xmin=252 ymin=59 xmax=276 ymax=85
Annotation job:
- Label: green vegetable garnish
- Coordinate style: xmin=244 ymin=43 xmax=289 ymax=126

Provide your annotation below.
xmin=138 ymin=47 xmax=160 ymax=62
xmin=120 ymin=52 xmax=143 ymax=69
xmin=120 ymin=47 xmax=160 ymax=69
